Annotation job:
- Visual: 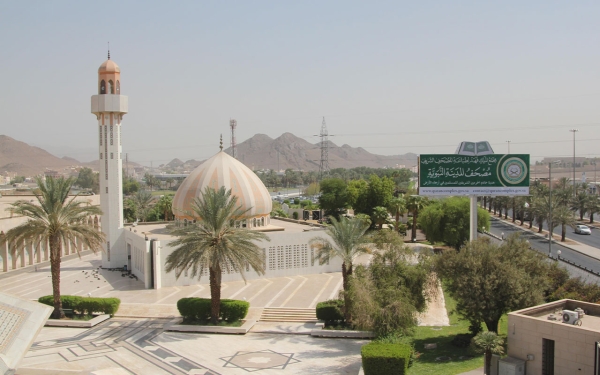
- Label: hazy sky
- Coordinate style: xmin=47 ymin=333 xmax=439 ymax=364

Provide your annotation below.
xmin=1 ymin=1 xmax=600 ymax=166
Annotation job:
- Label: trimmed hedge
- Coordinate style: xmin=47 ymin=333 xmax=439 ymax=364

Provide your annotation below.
xmin=316 ymin=299 xmax=344 ymax=324
xmin=177 ymin=297 xmax=249 ymax=322
xmin=361 ymin=342 xmax=412 ymax=375
xmin=38 ymin=295 xmax=121 ymax=316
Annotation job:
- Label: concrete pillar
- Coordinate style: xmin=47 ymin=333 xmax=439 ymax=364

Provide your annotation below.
xmin=470 ymin=196 xmax=478 ymax=242
xmin=35 ymin=242 xmax=41 ymax=263
xmin=19 ymin=244 xmax=25 ymax=268
xmin=26 ymin=242 xmax=34 ymax=266
xmin=12 ymin=244 xmax=19 ymax=270
xmin=43 ymin=239 xmax=49 ymax=261
xmin=78 ymin=237 xmax=83 ymax=254
xmin=1 ymin=240 xmax=8 ymax=272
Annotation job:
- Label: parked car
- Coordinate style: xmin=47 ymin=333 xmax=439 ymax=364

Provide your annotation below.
xmin=575 ymin=225 xmax=592 ymax=235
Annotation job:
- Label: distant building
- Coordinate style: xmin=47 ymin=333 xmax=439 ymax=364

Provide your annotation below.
xmin=44 ymin=169 xmax=61 ymax=179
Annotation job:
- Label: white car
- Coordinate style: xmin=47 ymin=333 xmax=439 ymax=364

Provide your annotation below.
xmin=575 ymin=225 xmax=592 ymax=235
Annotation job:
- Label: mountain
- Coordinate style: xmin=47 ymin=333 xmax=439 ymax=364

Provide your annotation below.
xmin=0 ymin=135 xmax=78 ymax=176
xmin=223 ymin=132 xmax=418 ymax=171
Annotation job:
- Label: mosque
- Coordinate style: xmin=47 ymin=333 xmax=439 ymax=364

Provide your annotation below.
xmin=93 ymin=56 xmax=340 ymax=289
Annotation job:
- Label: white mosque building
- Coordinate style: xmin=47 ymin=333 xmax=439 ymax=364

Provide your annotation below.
xmin=91 ymin=56 xmax=340 ymax=289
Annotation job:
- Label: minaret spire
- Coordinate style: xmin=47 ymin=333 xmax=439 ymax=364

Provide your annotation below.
xmin=220 ymin=134 xmax=223 ymax=151
xmin=108 ymin=42 xmax=110 ymax=60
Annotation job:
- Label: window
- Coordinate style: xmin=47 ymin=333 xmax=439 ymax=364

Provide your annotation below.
xmin=108 ymin=80 xmax=114 ymax=94
xmin=100 ymin=153 xmax=103 ymax=159
xmin=100 ymin=80 xmax=106 ymax=94
xmin=116 ymin=80 xmax=120 ymax=94
xmin=542 ymin=338 xmax=555 ymax=375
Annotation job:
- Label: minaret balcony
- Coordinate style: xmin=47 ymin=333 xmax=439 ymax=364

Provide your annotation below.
xmin=91 ymin=94 xmax=128 ymax=114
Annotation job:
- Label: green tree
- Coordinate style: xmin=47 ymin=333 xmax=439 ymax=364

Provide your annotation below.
xmin=553 ymin=205 xmax=576 ymax=242
xmin=436 ymin=235 xmax=549 ymax=333
xmin=309 ymin=217 xmax=371 ymax=323
xmin=387 ymin=196 xmax=406 ymax=229
xmin=318 ymin=178 xmax=348 ymax=219
xmin=132 ymin=190 xmax=155 ymax=222
xmin=472 ymin=331 xmax=504 ymax=375
xmin=122 ymin=175 xmax=140 ymax=195
xmin=346 ymin=179 xmax=369 ymax=212
xmin=406 ymin=195 xmax=428 ymax=242
xmin=418 ymin=197 xmax=490 ymax=249
xmin=372 ymin=206 xmax=390 ymax=229
xmin=571 ymin=191 xmax=589 ymax=221
xmin=165 ymin=187 xmax=269 ymax=324
xmin=9 ymin=176 xmax=25 ymax=184
xmin=75 ymin=167 xmax=99 ymax=193
xmin=2 ymin=177 xmax=104 ymax=319
xmin=304 ymin=182 xmax=320 ymax=196
xmin=156 ymin=195 xmax=174 ymax=221
xmin=586 ymin=195 xmax=600 ymax=224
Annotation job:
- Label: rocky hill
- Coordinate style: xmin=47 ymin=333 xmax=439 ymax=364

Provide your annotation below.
xmin=0 ymin=135 xmax=78 ymax=176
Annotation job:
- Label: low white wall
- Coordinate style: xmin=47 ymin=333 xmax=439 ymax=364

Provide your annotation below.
xmin=155 ymin=230 xmax=342 ymax=288
xmin=123 ymin=229 xmax=151 ymax=288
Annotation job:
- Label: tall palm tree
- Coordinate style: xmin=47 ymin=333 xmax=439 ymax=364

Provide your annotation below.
xmin=156 ymin=194 xmax=173 ymax=221
xmin=372 ymin=206 xmax=390 ymax=229
xmin=2 ymin=177 xmax=104 ymax=319
xmin=472 ymin=331 xmax=504 ymax=375
xmin=586 ymin=196 xmax=600 ymax=224
xmin=553 ymin=205 xmax=576 ymax=242
xmin=406 ymin=195 xmax=427 ymax=242
xmin=165 ymin=187 xmax=269 ymax=324
xmin=570 ymin=192 xmax=589 ymax=221
xmin=309 ymin=216 xmax=371 ymax=322
xmin=387 ymin=195 xmax=406 ymax=229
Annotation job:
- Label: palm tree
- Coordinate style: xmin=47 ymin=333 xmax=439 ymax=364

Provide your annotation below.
xmin=2 ymin=177 xmax=104 ymax=319
xmin=165 ymin=187 xmax=269 ymax=324
xmin=570 ymin=192 xmax=589 ymax=221
xmin=309 ymin=216 xmax=371 ymax=323
xmin=586 ymin=196 xmax=600 ymax=224
xmin=406 ymin=195 xmax=427 ymax=242
xmin=372 ymin=206 xmax=390 ymax=229
xmin=553 ymin=205 xmax=576 ymax=242
xmin=132 ymin=190 xmax=155 ymax=222
xmin=156 ymin=194 xmax=173 ymax=221
xmin=387 ymin=196 xmax=406 ymax=229
xmin=472 ymin=331 xmax=504 ymax=375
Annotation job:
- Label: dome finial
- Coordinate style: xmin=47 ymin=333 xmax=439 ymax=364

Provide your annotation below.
xmin=219 ymin=134 xmax=223 ymax=151
xmin=108 ymin=42 xmax=110 ymax=60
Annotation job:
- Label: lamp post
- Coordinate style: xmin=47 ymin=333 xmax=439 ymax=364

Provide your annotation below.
xmin=506 ymin=140 xmax=511 ymax=154
xmin=548 ymin=162 xmax=553 ymax=256
xmin=570 ymin=129 xmax=578 ymax=196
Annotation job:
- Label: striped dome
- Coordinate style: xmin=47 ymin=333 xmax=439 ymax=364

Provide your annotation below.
xmin=172 ymin=151 xmax=272 ymax=222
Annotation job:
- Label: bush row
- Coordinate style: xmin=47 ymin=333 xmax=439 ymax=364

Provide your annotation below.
xmin=361 ymin=342 xmax=412 ymax=375
xmin=38 ymin=295 xmax=121 ymax=316
xmin=316 ymin=299 xmax=344 ymax=324
xmin=177 ymin=298 xmax=249 ymax=322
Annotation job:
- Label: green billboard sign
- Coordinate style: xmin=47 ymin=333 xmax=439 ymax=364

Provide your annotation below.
xmin=419 ymin=154 xmax=530 ymax=196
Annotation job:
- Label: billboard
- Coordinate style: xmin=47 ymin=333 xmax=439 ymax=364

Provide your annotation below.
xmin=419 ymin=154 xmax=530 ymax=196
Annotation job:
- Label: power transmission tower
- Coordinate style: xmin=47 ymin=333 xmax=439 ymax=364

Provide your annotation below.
xmin=230 ymin=119 xmax=237 ymax=159
xmin=318 ymin=116 xmax=329 ymax=180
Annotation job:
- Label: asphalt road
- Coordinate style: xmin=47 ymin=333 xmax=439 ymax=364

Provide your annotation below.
xmin=495 ymin=209 xmax=600 ymax=249
xmin=486 ymin=217 xmax=600 ymax=274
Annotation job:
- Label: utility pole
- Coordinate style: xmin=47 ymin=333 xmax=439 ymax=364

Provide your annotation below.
xmin=570 ymin=129 xmax=578 ymax=196
xmin=506 ymin=140 xmax=511 ymax=154
xmin=317 ymin=117 xmax=329 ymax=180
xmin=549 ymin=162 xmax=553 ymax=257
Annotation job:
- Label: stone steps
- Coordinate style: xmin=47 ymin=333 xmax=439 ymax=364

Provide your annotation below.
xmin=259 ymin=307 xmax=318 ymax=322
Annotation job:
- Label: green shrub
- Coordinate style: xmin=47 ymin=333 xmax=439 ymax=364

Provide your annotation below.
xmin=292 ymin=211 xmax=299 ymax=220
xmin=177 ymin=298 xmax=249 ymax=322
xmin=361 ymin=342 xmax=412 ymax=375
xmin=220 ymin=299 xmax=250 ymax=321
xmin=177 ymin=298 xmax=211 ymax=321
xmin=293 ymin=198 xmax=300 ymax=205
xmin=316 ymin=299 xmax=344 ymax=324
xmin=38 ymin=295 xmax=120 ymax=316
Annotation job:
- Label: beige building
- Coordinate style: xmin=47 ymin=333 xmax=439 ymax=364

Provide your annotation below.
xmin=508 ymin=299 xmax=600 ymax=375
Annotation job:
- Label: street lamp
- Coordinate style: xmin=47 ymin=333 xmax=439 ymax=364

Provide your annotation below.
xmin=570 ymin=129 xmax=579 ymax=196
xmin=506 ymin=140 xmax=511 ymax=154
xmin=548 ymin=160 xmax=560 ymax=256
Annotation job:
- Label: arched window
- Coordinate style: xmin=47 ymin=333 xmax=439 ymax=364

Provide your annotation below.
xmin=108 ymin=80 xmax=114 ymax=94
xmin=100 ymin=80 xmax=106 ymax=94
xmin=116 ymin=80 xmax=120 ymax=94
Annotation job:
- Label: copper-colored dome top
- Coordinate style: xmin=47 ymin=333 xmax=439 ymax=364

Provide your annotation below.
xmin=98 ymin=59 xmax=120 ymax=73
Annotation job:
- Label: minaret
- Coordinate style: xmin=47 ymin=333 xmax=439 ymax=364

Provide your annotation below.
xmin=91 ymin=52 xmax=128 ymax=268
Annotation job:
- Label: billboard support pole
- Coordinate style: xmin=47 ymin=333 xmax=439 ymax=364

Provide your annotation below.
xmin=470 ymin=195 xmax=478 ymax=241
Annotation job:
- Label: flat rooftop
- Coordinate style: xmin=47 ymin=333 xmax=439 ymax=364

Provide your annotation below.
xmin=511 ymin=299 xmax=600 ymax=332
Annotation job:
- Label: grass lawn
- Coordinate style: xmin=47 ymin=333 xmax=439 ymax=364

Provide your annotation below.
xmin=408 ymin=289 xmax=509 ymax=374
xmin=150 ymin=190 xmax=175 ymax=196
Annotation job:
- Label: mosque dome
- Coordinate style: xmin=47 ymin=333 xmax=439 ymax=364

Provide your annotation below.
xmin=172 ymin=151 xmax=273 ymax=227
xmin=98 ymin=59 xmax=120 ymax=73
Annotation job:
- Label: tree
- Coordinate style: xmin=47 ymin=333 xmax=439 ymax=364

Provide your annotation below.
xmin=406 ymin=195 xmax=428 ymax=242
xmin=436 ymin=235 xmax=549 ymax=333
xmin=586 ymin=196 xmax=600 ymax=224
xmin=122 ymin=175 xmax=140 ymax=195
xmin=2 ymin=177 xmax=104 ymax=318
xmin=371 ymin=206 xmax=390 ymax=229
xmin=309 ymin=217 xmax=371 ymax=323
xmin=75 ymin=167 xmax=99 ymax=193
xmin=9 ymin=176 xmax=25 ymax=184
xmin=165 ymin=187 xmax=269 ymax=324
xmin=318 ymin=178 xmax=348 ymax=219
xmin=156 ymin=194 xmax=173 ymax=221
xmin=571 ymin=192 xmax=589 ymax=220
xmin=553 ymin=205 xmax=576 ymax=242
xmin=419 ymin=197 xmax=490 ymax=249
xmin=132 ymin=190 xmax=155 ymax=222
xmin=472 ymin=331 xmax=504 ymax=375
xmin=387 ymin=196 xmax=406 ymax=228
